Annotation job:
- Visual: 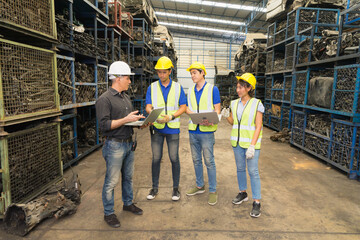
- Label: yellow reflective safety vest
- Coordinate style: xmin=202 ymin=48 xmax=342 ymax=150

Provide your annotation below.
xmin=151 ymin=80 xmax=181 ymax=129
xmin=188 ymin=83 xmax=218 ymax=132
xmin=230 ymin=98 xmax=263 ymax=149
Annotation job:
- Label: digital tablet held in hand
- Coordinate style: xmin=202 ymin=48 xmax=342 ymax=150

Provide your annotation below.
xmin=124 ymin=108 xmax=164 ymax=126
xmin=189 ymin=112 xmax=219 ymax=125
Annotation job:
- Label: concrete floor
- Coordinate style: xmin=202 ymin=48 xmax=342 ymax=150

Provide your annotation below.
xmin=1 ymin=117 xmax=360 ymax=240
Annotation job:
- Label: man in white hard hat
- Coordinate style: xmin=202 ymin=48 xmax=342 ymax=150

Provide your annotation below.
xmin=96 ymin=61 xmax=145 ymax=228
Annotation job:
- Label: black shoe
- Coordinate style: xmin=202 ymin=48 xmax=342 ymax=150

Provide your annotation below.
xmin=104 ymin=214 xmax=120 ymax=228
xmin=250 ymin=201 xmax=261 ymax=218
xmin=172 ymin=188 xmax=180 ymax=201
xmin=232 ymin=192 xmax=248 ymax=205
xmin=147 ymin=188 xmax=158 ymax=200
xmin=123 ymin=203 xmax=143 ymax=215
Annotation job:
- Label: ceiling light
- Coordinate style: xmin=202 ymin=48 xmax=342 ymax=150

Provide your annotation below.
xmin=156 ymin=11 xmax=246 ymax=26
xmin=158 ymin=21 xmax=245 ymax=35
xmin=155 ymin=0 xmax=267 ymax=12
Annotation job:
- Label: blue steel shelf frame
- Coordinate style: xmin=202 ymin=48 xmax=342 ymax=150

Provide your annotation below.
xmin=54 ymin=0 xmax=108 ymax=169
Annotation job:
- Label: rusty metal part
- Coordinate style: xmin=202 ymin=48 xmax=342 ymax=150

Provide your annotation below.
xmin=270 ymin=128 xmax=290 ymax=143
xmin=306 ymin=114 xmax=331 ymax=137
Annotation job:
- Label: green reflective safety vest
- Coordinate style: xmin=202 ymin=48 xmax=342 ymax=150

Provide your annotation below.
xmin=151 ymin=81 xmax=181 ymax=129
xmin=188 ymin=83 xmax=218 ymax=132
xmin=230 ymin=98 xmax=263 ymax=149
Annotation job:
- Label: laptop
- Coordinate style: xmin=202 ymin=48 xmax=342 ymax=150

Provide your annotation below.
xmin=189 ymin=112 xmax=220 ymax=125
xmin=124 ymin=108 xmax=164 ymax=126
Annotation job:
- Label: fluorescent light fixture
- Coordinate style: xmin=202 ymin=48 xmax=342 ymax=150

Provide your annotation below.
xmin=156 ymin=0 xmax=266 ymax=12
xmin=156 ymin=11 xmax=246 ymax=26
xmin=158 ymin=21 xmax=245 ymax=35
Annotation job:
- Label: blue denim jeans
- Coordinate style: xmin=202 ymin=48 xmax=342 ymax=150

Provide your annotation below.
xmin=189 ymin=132 xmax=217 ymax=192
xmin=102 ymin=139 xmax=134 ymax=216
xmin=233 ymin=145 xmax=261 ymax=200
xmin=151 ymin=131 xmax=180 ymax=189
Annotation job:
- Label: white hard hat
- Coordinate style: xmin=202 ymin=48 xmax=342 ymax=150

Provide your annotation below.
xmin=108 ymin=61 xmax=134 ymax=79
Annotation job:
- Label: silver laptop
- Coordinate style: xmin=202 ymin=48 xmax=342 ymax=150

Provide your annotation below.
xmin=125 ymin=108 xmax=164 ymax=126
xmin=189 ymin=112 xmax=219 ymax=125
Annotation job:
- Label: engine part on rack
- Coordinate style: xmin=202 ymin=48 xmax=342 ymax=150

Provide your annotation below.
xmin=307 ymin=77 xmax=333 ymax=108
xmin=306 ymin=114 xmax=331 ymax=137
xmin=341 ymin=32 xmax=360 ymax=55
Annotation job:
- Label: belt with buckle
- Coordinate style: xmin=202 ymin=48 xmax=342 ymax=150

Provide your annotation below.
xmin=107 ymin=136 xmax=132 ymax=143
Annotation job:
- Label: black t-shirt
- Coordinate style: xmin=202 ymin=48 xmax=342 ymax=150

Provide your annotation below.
xmin=95 ymin=87 xmax=133 ymax=139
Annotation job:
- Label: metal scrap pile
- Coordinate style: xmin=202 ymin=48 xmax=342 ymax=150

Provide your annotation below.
xmin=75 ymin=62 xmax=94 ymax=83
xmin=61 ymin=121 xmax=75 ymax=166
xmin=57 ymin=58 xmax=73 ymax=106
xmin=273 ymin=52 xmax=285 ymax=71
xmin=235 ymin=36 xmax=266 ymax=74
xmin=77 ymin=119 xmax=97 ymax=149
xmin=270 ymin=128 xmax=291 ymax=143
xmin=340 ymin=31 xmax=360 ymax=55
xmin=306 ymin=114 xmax=331 ymax=137
xmin=75 ymin=62 xmax=95 ymax=103
xmin=56 ymin=14 xmax=71 ymax=45
xmin=73 ymin=31 xmax=98 ymax=56
xmin=98 ymin=38 xmax=111 ymax=61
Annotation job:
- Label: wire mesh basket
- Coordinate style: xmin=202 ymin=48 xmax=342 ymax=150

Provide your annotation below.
xmin=0 ymin=39 xmax=59 ymax=126
xmin=0 ymin=0 xmax=56 ymax=40
xmin=0 ymin=122 xmax=62 ymax=216
xmin=57 ymin=55 xmax=74 ymax=107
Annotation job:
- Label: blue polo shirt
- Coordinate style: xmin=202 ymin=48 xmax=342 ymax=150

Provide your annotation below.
xmin=146 ymin=78 xmax=187 ymax=134
xmin=188 ymin=82 xmax=221 ymax=134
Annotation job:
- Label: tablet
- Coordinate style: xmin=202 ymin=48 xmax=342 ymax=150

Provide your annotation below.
xmin=189 ymin=112 xmax=219 ymax=125
xmin=124 ymin=108 xmax=164 ymax=126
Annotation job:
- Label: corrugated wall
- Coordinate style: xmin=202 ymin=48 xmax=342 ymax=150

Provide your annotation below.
xmin=174 ymin=37 xmax=240 ymax=93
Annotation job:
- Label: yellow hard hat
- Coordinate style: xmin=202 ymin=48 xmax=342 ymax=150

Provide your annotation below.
xmin=236 ymin=73 xmax=256 ymax=89
xmin=155 ymin=56 xmax=174 ymax=70
xmin=186 ymin=61 xmax=207 ymax=76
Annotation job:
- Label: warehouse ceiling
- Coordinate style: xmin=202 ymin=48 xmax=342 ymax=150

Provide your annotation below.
xmin=149 ymin=0 xmax=268 ymax=43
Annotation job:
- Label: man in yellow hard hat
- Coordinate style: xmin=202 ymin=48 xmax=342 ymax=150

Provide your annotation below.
xmin=145 ymin=56 xmax=187 ymax=201
xmin=185 ymin=61 xmax=221 ymax=206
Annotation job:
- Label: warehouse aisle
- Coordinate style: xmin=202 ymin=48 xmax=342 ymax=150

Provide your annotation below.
xmin=1 ymin=116 xmax=360 ymax=240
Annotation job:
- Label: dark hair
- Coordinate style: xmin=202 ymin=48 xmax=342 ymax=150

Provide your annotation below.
xmin=237 ymin=79 xmax=254 ymax=97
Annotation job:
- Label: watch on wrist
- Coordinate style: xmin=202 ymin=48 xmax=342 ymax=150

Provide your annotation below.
xmin=171 ymin=115 xmax=175 ymax=120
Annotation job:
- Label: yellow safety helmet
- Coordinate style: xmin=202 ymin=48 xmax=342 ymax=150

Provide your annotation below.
xmin=186 ymin=61 xmax=207 ymax=76
xmin=155 ymin=56 xmax=174 ymax=70
xmin=236 ymin=73 xmax=256 ymax=89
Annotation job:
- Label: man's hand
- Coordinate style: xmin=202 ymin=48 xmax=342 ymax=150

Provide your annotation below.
xmin=246 ymin=145 xmax=255 ymax=159
xmin=125 ymin=111 xmax=145 ymax=123
xmin=138 ymin=122 xmax=151 ymax=129
xmin=199 ymin=119 xmax=214 ymax=126
xmin=156 ymin=114 xmax=172 ymax=124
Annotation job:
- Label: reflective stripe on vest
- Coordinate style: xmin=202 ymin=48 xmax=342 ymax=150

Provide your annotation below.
xmin=230 ymin=98 xmax=263 ymax=149
xmin=188 ymin=83 xmax=218 ymax=132
xmin=151 ymin=81 xmax=181 ymax=129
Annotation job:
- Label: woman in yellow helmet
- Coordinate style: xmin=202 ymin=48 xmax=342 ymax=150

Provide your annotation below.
xmin=222 ymin=72 xmax=264 ymax=217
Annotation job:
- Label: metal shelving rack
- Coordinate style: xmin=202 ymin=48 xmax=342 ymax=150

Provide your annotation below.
xmin=55 ymin=0 xmax=109 ymax=170
xmin=286 ymin=5 xmax=360 ymax=179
